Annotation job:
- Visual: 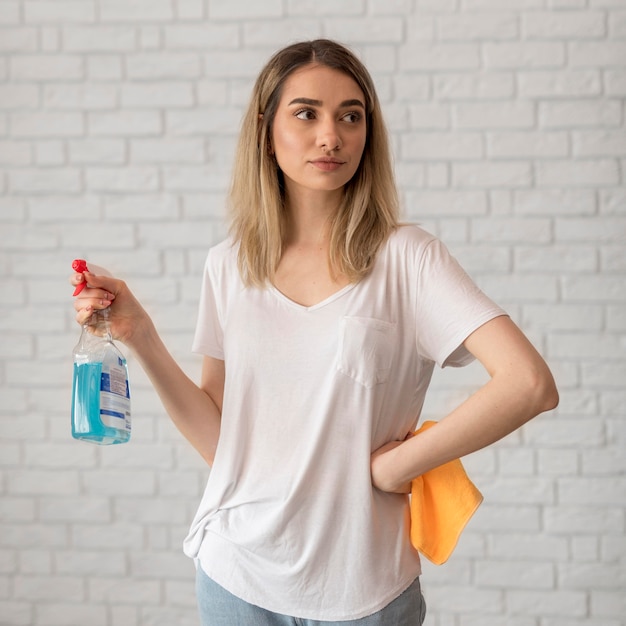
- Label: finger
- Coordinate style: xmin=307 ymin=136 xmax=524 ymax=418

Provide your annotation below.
xmin=76 ymin=306 xmax=94 ymax=325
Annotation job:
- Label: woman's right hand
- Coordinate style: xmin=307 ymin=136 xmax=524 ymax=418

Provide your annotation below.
xmin=70 ymin=268 xmax=152 ymax=348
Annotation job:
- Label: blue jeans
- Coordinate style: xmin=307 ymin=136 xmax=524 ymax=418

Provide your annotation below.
xmin=196 ymin=566 xmax=426 ymax=625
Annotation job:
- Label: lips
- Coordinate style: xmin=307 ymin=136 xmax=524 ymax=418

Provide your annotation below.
xmin=310 ymin=158 xmax=345 ymax=172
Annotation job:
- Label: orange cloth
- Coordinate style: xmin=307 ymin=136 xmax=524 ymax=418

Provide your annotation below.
xmin=410 ymin=421 xmax=483 ymax=565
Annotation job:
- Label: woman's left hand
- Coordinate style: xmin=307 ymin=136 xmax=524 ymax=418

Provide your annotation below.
xmin=370 ymin=439 xmax=413 ymax=494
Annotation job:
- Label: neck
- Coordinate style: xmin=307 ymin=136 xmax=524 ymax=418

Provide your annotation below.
xmin=283 ymin=188 xmax=343 ymax=246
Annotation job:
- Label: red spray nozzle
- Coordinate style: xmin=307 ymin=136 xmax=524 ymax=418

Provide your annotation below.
xmin=72 ymin=259 xmax=89 ymax=295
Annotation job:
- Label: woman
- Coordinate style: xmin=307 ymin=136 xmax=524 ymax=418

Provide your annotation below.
xmin=71 ymin=39 xmax=558 ymax=625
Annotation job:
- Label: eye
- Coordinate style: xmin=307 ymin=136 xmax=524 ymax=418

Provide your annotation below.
xmin=342 ymin=111 xmax=362 ymax=124
xmin=294 ymin=108 xmax=316 ymax=120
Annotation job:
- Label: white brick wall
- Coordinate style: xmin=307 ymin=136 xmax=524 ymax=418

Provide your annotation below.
xmin=0 ymin=1 xmax=624 ymax=625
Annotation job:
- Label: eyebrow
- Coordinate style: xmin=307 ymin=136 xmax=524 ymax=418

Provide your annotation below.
xmin=287 ymin=97 xmax=366 ymax=109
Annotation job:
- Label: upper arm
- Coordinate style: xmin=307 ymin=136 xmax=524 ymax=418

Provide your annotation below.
xmin=200 ymin=355 xmax=225 ymax=414
xmin=463 ymin=315 xmax=558 ymax=411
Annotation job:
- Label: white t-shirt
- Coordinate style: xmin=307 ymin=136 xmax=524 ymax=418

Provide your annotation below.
xmin=184 ymin=225 xmax=506 ymax=621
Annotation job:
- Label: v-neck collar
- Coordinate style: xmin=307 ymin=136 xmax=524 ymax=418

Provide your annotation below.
xmin=268 ymin=282 xmax=356 ymax=312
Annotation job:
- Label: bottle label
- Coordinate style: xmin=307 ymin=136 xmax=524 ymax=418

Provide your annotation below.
xmin=100 ymin=356 xmax=131 ymax=432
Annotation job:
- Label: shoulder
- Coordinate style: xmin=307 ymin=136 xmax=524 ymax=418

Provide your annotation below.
xmin=382 ymin=224 xmax=439 ymax=263
xmin=205 ymin=236 xmax=239 ymax=270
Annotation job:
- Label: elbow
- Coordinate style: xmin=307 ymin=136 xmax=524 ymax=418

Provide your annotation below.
xmin=530 ymin=367 xmax=559 ymax=416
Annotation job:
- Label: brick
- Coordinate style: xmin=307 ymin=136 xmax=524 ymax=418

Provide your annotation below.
xmin=0 ymin=2 xmax=20 ymax=24
xmin=537 ymin=449 xmax=579 ymax=476
xmin=605 ymin=68 xmax=626 ymax=94
xmin=287 ymin=0 xmax=364 ymax=15
xmin=63 ymin=26 xmax=136 ymax=52
xmin=591 ymin=591 xmax=626 ymax=619
xmin=559 ymin=477 xmax=626 ymax=505
xmin=372 ymin=0 xmax=413 ymax=13
xmin=403 ymin=190 xmax=487 ymax=216
xmin=400 ymin=43 xmax=481 ymax=70
xmin=600 ymin=188 xmax=626 ymax=214
xmin=87 ymin=55 xmax=123 ymax=80
xmin=0 ymin=85 xmax=39 ymax=109
xmin=407 ymin=103 xmax=449 ymax=128
xmin=518 ymin=70 xmax=602 ymax=97
xmin=0 ymin=141 xmax=31 ymax=165
xmin=438 ymin=13 xmax=519 ymax=40
xmin=130 ymin=551 xmax=191 ymax=578
xmin=453 ymin=162 xmax=532 ymax=188
xmin=10 ymin=55 xmax=83 ymax=81
xmin=210 ymin=0 xmax=282 ymax=18
xmin=325 ymin=17 xmax=404 ymax=43
xmin=35 ymin=140 xmax=65 ymax=165
xmin=523 ymin=11 xmax=606 ymax=38
xmin=130 ymin=138 xmax=204 ymax=164
xmin=488 ymin=131 xmax=568 ymax=158
xmin=164 ymin=23 xmax=240 ymax=48
xmin=472 ymin=217 xmax=552 ymax=243
xmin=99 ymin=0 xmax=174 ymax=22
xmin=539 ymin=100 xmax=622 ymax=127
xmin=126 ymin=53 xmax=202 ymax=79
xmin=484 ymin=42 xmax=565 ymax=68
xmin=569 ymin=41 xmax=626 ymax=66
xmin=573 ymin=130 xmax=626 ymax=157
xmin=475 ymin=560 xmax=554 ymax=589
xmin=507 ymin=590 xmax=587 ymax=617
xmin=515 ymin=245 xmax=597 ymax=272
xmin=464 ymin=0 xmax=543 ymax=7
xmin=582 ymin=446 xmax=626 ymax=475
xmin=104 ymin=194 xmax=179 ymax=221
xmin=401 ymin=132 xmax=483 ymax=159
xmin=513 ymin=189 xmax=596 ymax=215
xmin=196 ymin=79 xmax=229 ymax=106
xmin=10 ymin=112 xmax=84 ymax=137
xmin=549 ymin=331 xmax=624 ymax=360
xmin=433 ymin=73 xmax=514 ymax=100
xmin=85 ymin=167 xmax=159 ymax=192
xmin=60 ymin=223 xmax=134 ymax=249
xmin=608 ymin=12 xmax=626 ymax=40
xmin=68 ymin=139 xmax=125 ymax=164
xmin=556 ymin=217 xmax=626 ymax=242
xmin=454 ymin=102 xmax=534 ymax=129
xmin=139 ymin=221 xmax=215 ymax=247
xmin=525 ymin=417 xmax=605 ymax=447
xmin=603 ymin=246 xmax=626 ymax=271
xmin=33 ymin=603 xmax=108 ymax=626
xmin=121 ymin=82 xmax=194 ymax=108
xmin=72 ymin=523 xmax=143 ymax=550
xmin=89 ymin=111 xmax=161 ymax=136
xmin=9 ymin=168 xmax=81 ymax=194
xmin=24 ymin=1 xmax=95 ymax=23
xmin=204 ymin=49 xmax=268 ymax=78
xmin=607 ymin=305 xmax=626 ymax=330
xmin=0 ymin=28 xmax=38 ymax=52
xmin=28 ymin=195 xmax=101 ymax=221
xmin=536 ymin=159 xmax=620 ymax=186
xmin=176 ymin=0 xmax=205 ymax=20
xmin=522 ymin=304 xmax=603 ymax=330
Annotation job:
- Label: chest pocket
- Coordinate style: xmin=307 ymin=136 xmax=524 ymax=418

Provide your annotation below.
xmin=337 ymin=316 xmax=397 ymax=388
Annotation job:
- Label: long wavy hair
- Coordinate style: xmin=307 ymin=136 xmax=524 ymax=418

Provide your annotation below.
xmin=228 ymin=39 xmax=399 ymax=287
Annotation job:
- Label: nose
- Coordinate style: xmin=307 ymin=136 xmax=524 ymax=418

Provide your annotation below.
xmin=317 ymin=119 xmax=342 ymax=151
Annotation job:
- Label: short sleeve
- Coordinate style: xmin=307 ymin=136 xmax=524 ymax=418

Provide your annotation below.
xmin=192 ymin=248 xmax=225 ymax=360
xmin=414 ymin=238 xmax=506 ymax=368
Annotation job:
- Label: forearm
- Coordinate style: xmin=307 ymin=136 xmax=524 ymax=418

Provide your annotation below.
xmin=129 ymin=322 xmax=221 ymax=465
xmin=371 ymin=316 xmax=559 ymax=493
xmin=374 ymin=369 xmax=557 ymax=493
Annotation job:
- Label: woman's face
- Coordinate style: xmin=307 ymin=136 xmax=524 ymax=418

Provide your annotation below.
xmin=270 ymin=63 xmax=367 ymax=204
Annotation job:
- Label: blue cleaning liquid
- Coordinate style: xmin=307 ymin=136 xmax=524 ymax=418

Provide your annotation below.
xmin=71 ymin=361 xmax=131 ymax=445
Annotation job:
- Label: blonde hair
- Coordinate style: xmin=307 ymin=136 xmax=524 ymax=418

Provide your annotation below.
xmin=229 ymin=39 xmax=399 ymax=287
